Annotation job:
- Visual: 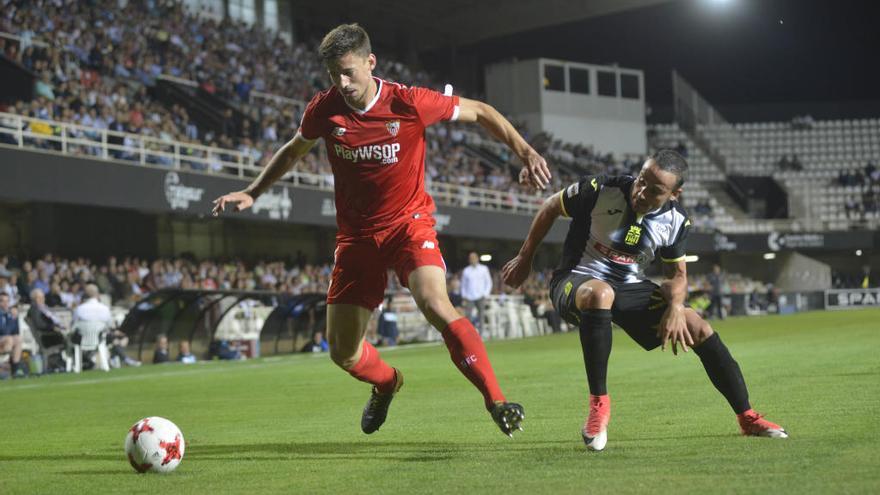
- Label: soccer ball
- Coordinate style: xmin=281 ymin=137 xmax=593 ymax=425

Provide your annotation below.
xmin=124 ymin=417 xmax=185 ymax=474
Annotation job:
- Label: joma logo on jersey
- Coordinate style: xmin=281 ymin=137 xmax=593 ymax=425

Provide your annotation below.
xmin=333 ymin=143 xmax=401 ymax=165
xmin=624 ymin=225 xmax=642 ymax=246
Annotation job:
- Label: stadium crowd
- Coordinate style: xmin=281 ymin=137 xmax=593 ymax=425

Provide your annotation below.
xmin=1 ymin=0 xmax=633 ymax=200
xmin=837 ymin=161 xmax=880 ymax=220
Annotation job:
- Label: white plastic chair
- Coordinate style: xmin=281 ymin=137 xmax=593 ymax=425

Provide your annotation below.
xmin=71 ymin=320 xmax=111 ymax=373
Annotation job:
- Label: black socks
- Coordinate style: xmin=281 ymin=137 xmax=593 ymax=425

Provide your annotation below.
xmin=578 ymin=309 xmax=613 ymax=396
xmin=693 ymin=332 xmax=751 ymax=414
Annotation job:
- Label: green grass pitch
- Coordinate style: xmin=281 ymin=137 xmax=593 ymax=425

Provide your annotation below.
xmin=2 ymin=309 xmax=878 ymax=494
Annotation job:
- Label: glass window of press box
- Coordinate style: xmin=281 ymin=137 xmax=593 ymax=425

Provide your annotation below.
xmin=569 ymin=67 xmax=590 ymax=95
xmin=544 ymin=64 xmax=565 ymax=91
xmin=620 ymin=73 xmax=640 ymax=99
xmin=597 ymin=71 xmax=617 ymax=97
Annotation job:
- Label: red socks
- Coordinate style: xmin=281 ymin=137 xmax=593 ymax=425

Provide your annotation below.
xmin=441 ymin=317 xmax=506 ymax=410
xmin=347 ymin=341 xmax=397 ymax=393
xmin=345 ymin=319 xmax=506 ymax=408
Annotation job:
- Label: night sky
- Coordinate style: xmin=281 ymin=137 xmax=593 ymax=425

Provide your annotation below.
xmin=460 ymin=0 xmax=880 ymax=107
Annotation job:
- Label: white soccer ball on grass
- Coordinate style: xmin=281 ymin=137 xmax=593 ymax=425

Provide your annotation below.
xmin=124 ymin=416 xmax=185 ymax=474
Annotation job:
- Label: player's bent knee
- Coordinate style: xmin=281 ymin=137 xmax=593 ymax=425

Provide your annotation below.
xmin=414 ymin=293 xmax=455 ymax=320
xmin=574 ymin=282 xmax=615 ymax=310
xmin=686 ymin=310 xmax=714 ymax=344
xmin=329 ymin=345 xmax=358 ymax=369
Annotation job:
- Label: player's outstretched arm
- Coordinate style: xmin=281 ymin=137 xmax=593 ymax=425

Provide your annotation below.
xmin=212 ymin=132 xmax=317 ymax=216
xmin=657 ymin=260 xmax=693 ymax=355
xmin=502 ymin=192 xmax=563 ymax=288
xmin=456 ymin=97 xmax=551 ymax=190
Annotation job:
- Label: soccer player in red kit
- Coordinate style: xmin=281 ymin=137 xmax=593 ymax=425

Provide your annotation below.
xmin=213 ymin=24 xmax=551 ymax=436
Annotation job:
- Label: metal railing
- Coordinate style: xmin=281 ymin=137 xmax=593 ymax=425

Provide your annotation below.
xmin=672 ymin=71 xmax=757 ymax=173
xmin=156 ymin=73 xmax=517 ymax=163
xmin=0 ymin=112 xmax=544 ymax=213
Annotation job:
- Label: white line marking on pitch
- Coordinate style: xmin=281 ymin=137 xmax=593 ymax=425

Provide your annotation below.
xmin=0 ymin=342 xmax=442 ymax=392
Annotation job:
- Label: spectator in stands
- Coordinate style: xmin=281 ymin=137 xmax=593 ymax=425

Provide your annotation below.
xmin=863 ymin=190 xmax=878 ymax=215
xmin=845 ymin=196 xmax=860 ymax=219
xmin=865 ymin=161 xmax=877 ymax=182
xmin=107 ymin=328 xmax=141 ymax=368
xmin=777 ymin=154 xmax=791 ymax=171
xmin=789 ymin=154 xmax=803 ymax=171
xmin=0 ymin=293 xmax=24 ymax=378
xmin=0 ymin=270 xmax=18 ymax=303
xmin=73 ymin=284 xmax=112 ymax=327
xmin=209 ymin=340 xmax=242 ymax=360
xmin=461 ymin=252 xmax=493 ymax=331
xmin=377 ymin=296 xmax=399 ymax=347
xmin=447 ymin=276 xmax=464 ymax=314
xmin=17 ymin=264 xmax=34 ymax=304
xmin=301 ymin=331 xmax=329 ymax=353
xmin=153 ymin=334 xmax=170 ymax=364
xmin=694 ymin=199 xmax=713 ymax=216
xmin=791 ymin=114 xmax=815 ymax=130
xmin=707 ymin=264 xmax=726 ymax=320
xmin=524 ymin=288 xmax=562 ymax=334
xmin=177 ymin=340 xmax=197 ymax=364
xmin=34 ymin=71 xmax=54 ymax=100
xmin=45 ymin=282 xmax=64 ymax=308
xmin=675 ymin=140 xmax=688 ymax=158
xmin=26 ymin=288 xmax=69 ymax=367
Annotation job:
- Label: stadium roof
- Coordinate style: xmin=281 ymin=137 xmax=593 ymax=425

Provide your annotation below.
xmin=290 ymin=0 xmax=671 ymax=49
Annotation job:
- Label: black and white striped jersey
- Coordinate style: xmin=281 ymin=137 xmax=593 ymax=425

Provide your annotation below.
xmin=556 ymin=175 xmax=691 ymax=284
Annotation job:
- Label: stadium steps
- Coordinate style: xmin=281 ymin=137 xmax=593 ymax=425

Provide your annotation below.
xmin=152 ymin=79 xmax=255 ymax=140
xmin=153 ymin=79 xmax=224 ymax=135
xmin=704 ymin=181 xmax=750 ymax=220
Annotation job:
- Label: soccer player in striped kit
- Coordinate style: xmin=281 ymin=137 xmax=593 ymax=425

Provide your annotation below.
xmin=503 ymin=150 xmax=787 ymax=450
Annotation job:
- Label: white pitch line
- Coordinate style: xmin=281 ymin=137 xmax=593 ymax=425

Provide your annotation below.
xmin=0 ymin=359 xmax=296 ymax=392
xmin=0 ymin=341 xmax=443 ymax=392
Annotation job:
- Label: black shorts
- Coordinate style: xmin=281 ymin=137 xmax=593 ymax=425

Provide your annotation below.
xmin=549 ymin=271 xmax=669 ymax=350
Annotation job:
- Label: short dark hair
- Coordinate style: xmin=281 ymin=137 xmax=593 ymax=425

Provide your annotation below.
xmin=649 ymin=149 xmax=688 ymax=188
xmin=319 ymin=23 xmax=371 ymax=62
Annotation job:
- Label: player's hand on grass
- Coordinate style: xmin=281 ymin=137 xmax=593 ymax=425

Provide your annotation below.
xmin=212 ymin=191 xmax=255 ymax=216
xmin=502 ymin=254 xmax=532 ymax=288
xmin=518 ymin=150 xmax=551 ymax=190
xmin=657 ymin=304 xmax=693 ymax=355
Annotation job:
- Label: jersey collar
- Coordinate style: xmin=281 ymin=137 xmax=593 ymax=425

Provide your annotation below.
xmin=345 ymin=77 xmax=383 ymax=115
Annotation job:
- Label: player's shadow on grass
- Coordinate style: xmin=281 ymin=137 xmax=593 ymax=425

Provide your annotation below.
xmin=187 ymin=440 xmax=571 ymax=462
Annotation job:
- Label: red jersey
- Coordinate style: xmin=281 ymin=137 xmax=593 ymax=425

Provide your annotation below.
xmin=299 ymin=78 xmax=460 ymax=236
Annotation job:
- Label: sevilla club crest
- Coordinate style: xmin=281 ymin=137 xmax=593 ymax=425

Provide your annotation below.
xmin=386 ymin=120 xmax=400 ymax=137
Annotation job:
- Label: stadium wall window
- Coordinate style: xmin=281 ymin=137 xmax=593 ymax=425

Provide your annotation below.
xmin=597 ymin=71 xmax=617 ymax=97
xmin=569 ymin=67 xmax=590 ymax=95
xmin=621 ymin=73 xmax=640 ymax=99
xmin=543 ymin=64 xmax=565 ymax=92
xmin=182 ymin=0 xmax=223 ymax=21
xmin=229 ymin=0 xmax=257 ymax=25
xmin=264 ymin=0 xmax=279 ymax=31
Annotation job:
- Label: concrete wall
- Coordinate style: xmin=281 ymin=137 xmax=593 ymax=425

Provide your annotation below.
xmin=485 ymin=58 xmax=647 ymax=155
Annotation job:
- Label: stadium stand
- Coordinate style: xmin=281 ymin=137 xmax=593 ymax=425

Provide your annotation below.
xmin=1 ymin=1 xmax=876 ymax=375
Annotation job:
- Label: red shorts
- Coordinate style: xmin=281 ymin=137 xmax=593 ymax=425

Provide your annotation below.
xmin=327 ymin=213 xmax=446 ymax=310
